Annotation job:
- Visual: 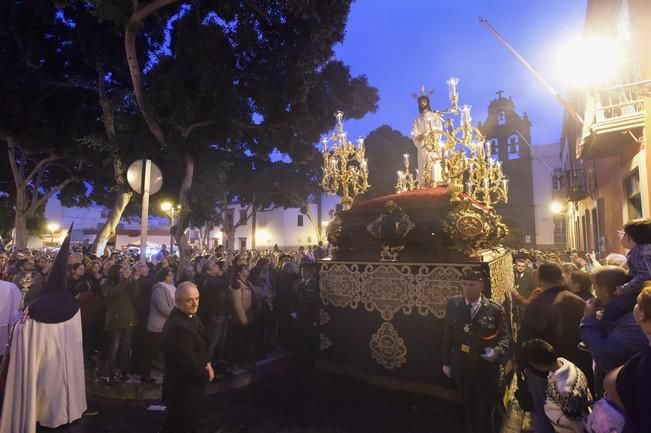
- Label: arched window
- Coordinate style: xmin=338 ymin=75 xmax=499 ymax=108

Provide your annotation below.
xmin=488 ymin=138 xmax=499 ymax=156
xmin=497 ymin=111 xmax=506 ymax=125
xmin=507 ymin=135 xmax=520 ymax=160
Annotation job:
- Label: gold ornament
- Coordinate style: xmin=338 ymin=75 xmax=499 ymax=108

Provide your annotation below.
xmin=321 ymin=111 xmax=369 ymax=210
xmin=443 ymin=197 xmax=508 ymax=255
xmin=369 ymin=322 xmax=407 ymax=370
xmin=366 ymin=201 xmax=415 ymax=261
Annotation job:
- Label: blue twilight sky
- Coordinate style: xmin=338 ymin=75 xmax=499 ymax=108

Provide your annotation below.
xmin=333 ymin=0 xmax=587 ymax=146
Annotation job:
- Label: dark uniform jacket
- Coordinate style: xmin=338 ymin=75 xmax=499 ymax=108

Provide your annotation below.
xmin=294 ymin=277 xmax=320 ymax=362
xmin=442 ymin=295 xmax=511 ymax=382
xmin=161 ymin=307 xmax=210 ymax=406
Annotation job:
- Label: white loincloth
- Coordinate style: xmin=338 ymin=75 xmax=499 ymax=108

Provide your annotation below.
xmin=0 ymin=310 xmax=86 ymax=433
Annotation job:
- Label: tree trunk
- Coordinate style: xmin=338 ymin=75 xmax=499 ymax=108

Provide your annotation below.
xmin=91 ymin=191 xmax=131 ymax=256
xmin=173 ymin=152 xmax=194 ymax=277
xmin=13 ymin=211 xmax=29 ymax=250
xmin=92 ymin=66 xmax=133 ymax=256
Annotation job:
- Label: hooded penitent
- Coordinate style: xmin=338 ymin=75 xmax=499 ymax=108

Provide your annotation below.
xmin=0 ymin=223 xmax=86 ymax=433
xmin=28 ymin=224 xmax=79 ymax=323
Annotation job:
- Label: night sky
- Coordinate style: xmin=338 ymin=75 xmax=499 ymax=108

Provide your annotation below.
xmin=335 ymin=0 xmax=587 ymax=146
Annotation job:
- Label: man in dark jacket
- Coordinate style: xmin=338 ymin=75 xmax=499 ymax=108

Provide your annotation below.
xmin=197 ymin=261 xmax=229 ymax=365
xmin=519 ymin=263 xmax=590 ymax=433
xmin=442 ymin=269 xmax=511 ymax=433
xmin=160 ymin=282 xmax=213 ymax=433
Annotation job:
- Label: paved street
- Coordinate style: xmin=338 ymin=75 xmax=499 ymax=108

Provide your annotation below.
xmin=39 ymin=371 xmax=464 ymax=433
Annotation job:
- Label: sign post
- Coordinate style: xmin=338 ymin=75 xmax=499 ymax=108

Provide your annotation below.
xmin=127 ymin=159 xmax=163 ymax=263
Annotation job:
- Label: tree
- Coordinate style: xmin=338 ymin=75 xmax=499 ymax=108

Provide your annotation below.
xmin=93 ymin=1 xmax=378 ymax=268
xmin=0 ymin=1 xmax=106 ymax=248
xmin=363 ymin=125 xmax=416 ymax=198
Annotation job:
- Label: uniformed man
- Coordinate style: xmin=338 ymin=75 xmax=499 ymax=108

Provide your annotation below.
xmin=293 ymin=260 xmax=320 ymax=371
xmin=442 ymin=269 xmax=511 ymax=433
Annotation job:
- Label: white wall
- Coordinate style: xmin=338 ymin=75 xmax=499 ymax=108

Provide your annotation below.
xmin=531 ymin=143 xmax=562 ymax=246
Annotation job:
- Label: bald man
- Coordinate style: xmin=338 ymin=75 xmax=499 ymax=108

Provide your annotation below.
xmin=160 ymin=282 xmax=213 ymax=433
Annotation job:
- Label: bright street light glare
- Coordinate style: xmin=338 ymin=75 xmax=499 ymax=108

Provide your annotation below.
xmin=555 ymin=35 xmax=624 ymax=88
xmin=160 ymin=201 xmax=172 ymax=212
xmin=550 ymin=201 xmax=564 ymax=214
xmin=46 ymin=222 xmax=60 ymax=232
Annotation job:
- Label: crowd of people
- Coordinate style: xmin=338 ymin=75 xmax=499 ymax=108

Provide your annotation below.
xmin=2 ymin=219 xmax=651 ymax=433
xmin=0 ymin=241 xmax=328 ymax=388
xmin=505 ymin=218 xmax=651 ymax=433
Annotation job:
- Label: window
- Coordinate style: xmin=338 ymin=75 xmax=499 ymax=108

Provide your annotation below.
xmin=553 ymin=217 xmax=566 ymax=245
xmin=624 ymin=169 xmax=642 ymax=219
xmin=497 ymin=111 xmax=506 ymax=125
xmin=297 ymin=214 xmax=304 ymax=227
xmin=551 ymin=168 xmax=564 ymax=192
xmin=507 ymin=135 xmax=519 ymax=160
xmin=238 ymin=237 xmax=247 ymax=250
xmin=238 ymin=210 xmax=247 ymax=225
xmin=488 ymin=138 xmax=498 ymax=156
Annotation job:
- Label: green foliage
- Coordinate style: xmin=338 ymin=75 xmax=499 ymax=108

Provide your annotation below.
xmin=363 ymin=125 xmax=417 ymax=198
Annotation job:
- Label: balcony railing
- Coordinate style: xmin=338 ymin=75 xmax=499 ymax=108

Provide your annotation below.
xmin=551 ymin=168 xmax=595 ymax=202
xmin=578 ymin=59 xmax=649 ymax=159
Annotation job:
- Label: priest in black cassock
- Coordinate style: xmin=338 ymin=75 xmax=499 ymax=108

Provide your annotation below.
xmin=160 ymin=281 xmax=212 ymax=433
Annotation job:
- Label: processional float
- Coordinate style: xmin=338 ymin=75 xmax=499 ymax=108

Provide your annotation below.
xmin=317 ymin=79 xmax=514 ymax=400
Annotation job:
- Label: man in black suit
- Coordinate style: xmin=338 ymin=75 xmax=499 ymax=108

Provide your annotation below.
xmin=160 ymin=281 xmax=213 ymax=433
xmin=509 ymin=257 xmax=538 ymax=325
xmin=442 ymin=269 xmax=511 ymax=433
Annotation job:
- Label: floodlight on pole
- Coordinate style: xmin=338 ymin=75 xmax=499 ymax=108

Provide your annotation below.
xmin=46 ymin=222 xmax=60 ymax=246
xmin=160 ymin=201 xmax=181 ymax=254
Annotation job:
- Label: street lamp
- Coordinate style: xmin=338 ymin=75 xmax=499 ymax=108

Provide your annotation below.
xmin=46 ymin=222 xmax=60 ymax=247
xmin=160 ymin=201 xmax=181 ymax=254
xmin=550 ymin=201 xmax=564 ymax=215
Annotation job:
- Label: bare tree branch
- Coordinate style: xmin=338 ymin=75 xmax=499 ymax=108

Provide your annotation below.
xmin=25 ymin=155 xmax=62 ymax=184
xmin=29 ymin=176 xmax=77 ymax=215
xmin=6 ymin=137 xmax=22 ymax=188
xmin=182 ymin=120 xmax=217 ymax=139
xmin=124 ymin=0 xmax=179 ymax=146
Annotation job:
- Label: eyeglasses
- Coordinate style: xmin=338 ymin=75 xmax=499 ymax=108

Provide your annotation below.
xmin=617 ymin=230 xmax=626 ymax=239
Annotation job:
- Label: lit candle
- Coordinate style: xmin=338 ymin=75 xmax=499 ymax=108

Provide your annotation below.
xmin=447 ymin=77 xmax=459 ymax=100
xmin=360 ymin=159 xmax=367 ymax=170
xmin=483 ymin=178 xmax=489 ymax=189
xmin=403 ymin=153 xmax=410 ymax=170
xmin=461 ymin=105 xmax=472 ymax=126
xmin=502 ymin=179 xmax=509 ymax=191
xmin=415 ymin=169 xmax=419 ymax=178
xmin=465 ymin=181 xmax=472 ymax=194
xmin=357 ymin=137 xmax=365 ymax=150
xmin=485 ymin=141 xmax=491 ymax=156
xmin=321 ymin=138 xmax=328 ymax=153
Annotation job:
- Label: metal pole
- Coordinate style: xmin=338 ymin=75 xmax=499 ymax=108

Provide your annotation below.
xmin=140 ymin=159 xmax=151 ymax=264
xmin=478 ymin=17 xmax=584 ymax=125
xmin=169 ymin=208 xmax=174 ymax=255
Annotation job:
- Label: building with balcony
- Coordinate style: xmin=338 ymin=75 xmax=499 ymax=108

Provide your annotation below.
xmin=559 ymin=0 xmax=651 ymax=255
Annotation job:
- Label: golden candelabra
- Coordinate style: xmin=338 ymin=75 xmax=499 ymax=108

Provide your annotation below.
xmin=322 ymin=111 xmax=369 ymax=210
xmin=395 ymin=154 xmax=418 ymax=193
xmin=396 ymin=79 xmax=509 ymax=208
